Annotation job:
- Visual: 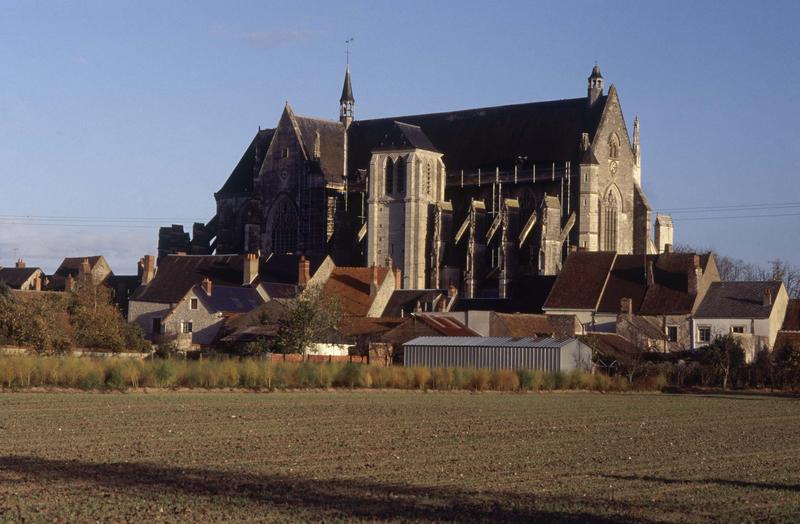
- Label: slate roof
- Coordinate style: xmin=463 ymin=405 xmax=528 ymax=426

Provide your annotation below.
xmin=133 ymin=254 xmax=326 ymax=304
xmin=323 ymin=266 xmax=391 ymax=317
xmin=0 ymin=267 xmax=40 ymax=289
xmin=340 ymin=64 xmax=354 ymax=104
xmin=348 ymin=96 xmax=607 ymax=176
xmin=694 ymin=281 xmax=784 ymax=319
xmin=217 ymin=129 xmax=274 ymax=195
xmin=491 ymin=313 xmax=555 ymax=337
xmin=294 ymin=115 xmax=345 ymax=182
xmin=196 ymin=285 xmax=264 ymax=314
xmin=373 ymin=122 xmax=439 ymax=152
xmin=782 ymin=300 xmax=800 ymax=331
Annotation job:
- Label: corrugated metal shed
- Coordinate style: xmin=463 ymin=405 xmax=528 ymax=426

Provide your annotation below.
xmin=403 ymin=336 xmax=592 ymax=372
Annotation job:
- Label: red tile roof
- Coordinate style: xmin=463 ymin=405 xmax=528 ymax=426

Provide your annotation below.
xmin=415 ymin=314 xmax=480 ymax=336
xmin=782 ymin=300 xmax=800 ymax=331
xmin=543 ymin=252 xmax=616 ymax=310
xmin=491 ymin=313 xmax=554 ymax=337
xmin=323 ymin=267 xmax=391 ymax=317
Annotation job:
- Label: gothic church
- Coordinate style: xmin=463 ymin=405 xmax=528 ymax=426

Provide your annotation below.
xmin=161 ymin=65 xmax=672 ymax=298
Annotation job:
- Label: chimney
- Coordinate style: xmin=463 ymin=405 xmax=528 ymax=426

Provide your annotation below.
xmin=33 ymin=273 xmax=42 ymax=291
xmin=369 ymin=265 xmax=379 ymax=298
xmin=646 ymin=260 xmax=655 ymax=288
xmin=763 ymin=287 xmax=773 ymax=307
xmin=297 ymin=256 xmax=311 ymax=288
xmin=393 ymin=267 xmax=402 ymax=290
xmin=80 ymin=258 xmax=91 ymax=281
xmin=65 ymin=274 xmax=75 ymax=293
xmin=244 ymin=253 xmax=258 ymax=285
xmin=620 ymin=297 xmax=633 ymax=320
xmin=688 ymin=255 xmax=702 ymax=295
xmin=140 ymin=255 xmax=155 ymax=285
xmin=15 ymin=258 xmax=25 ymax=269
xmin=201 ymin=278 xmax=212 ymax=296
xmin=664 ymin=243 xmax=673 ymax=253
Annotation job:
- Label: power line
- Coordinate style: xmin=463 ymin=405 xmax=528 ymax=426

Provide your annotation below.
xmin=0 ymin=214 xmax=205 ymax=222
xmin=671 ymin=212 xmax=800 ymax=222
xmin=658 ymin=202 xmax=800 ymax=213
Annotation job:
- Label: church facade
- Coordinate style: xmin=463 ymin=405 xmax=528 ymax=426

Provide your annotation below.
xmin=161 ymin=65 xmax=671 ymax=298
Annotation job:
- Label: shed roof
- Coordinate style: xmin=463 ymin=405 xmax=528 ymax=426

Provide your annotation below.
xmin=0 ymin=267 xmax=41 ymax=289
xmin=404 ymin=336 xmax=575 ymax=348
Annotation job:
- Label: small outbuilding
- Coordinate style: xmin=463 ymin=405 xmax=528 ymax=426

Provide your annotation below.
xmin=403 ymin=336 xmax=592 ymax=372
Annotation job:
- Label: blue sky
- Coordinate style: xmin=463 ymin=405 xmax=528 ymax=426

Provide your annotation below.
xmin=1 ymin=0 xmax=798 ymax=274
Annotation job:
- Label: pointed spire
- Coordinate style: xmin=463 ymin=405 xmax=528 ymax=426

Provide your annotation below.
xmin=340 ymin=64 xmax=354 ymax=105
xmin=589 ymin=63 xmax=603 ymax=80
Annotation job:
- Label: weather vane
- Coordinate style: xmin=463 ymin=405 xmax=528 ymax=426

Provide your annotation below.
xmin=345 ymin=37 xmax=354 ymax=64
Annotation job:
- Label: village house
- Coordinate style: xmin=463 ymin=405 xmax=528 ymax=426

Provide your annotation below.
xmin=128 ymin=253 xmax=333 ymax=345
xmin=0 ymin=259 xmax=43 ymax=291
xmin=692 ymin=281 xmax=789 ymax=360
xmin=542 ymin=250 xmax=720 ymax=349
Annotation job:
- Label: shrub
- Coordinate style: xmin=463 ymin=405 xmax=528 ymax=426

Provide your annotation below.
xmin=491 ymin=370 xmax=520 ymax=391
xmin=469 ymin=369 xmax=491 ymax=391
xmin=412 ymin=367 xmax=431 ymax=390
xmin=430 ymin=368 xmax=454 ymax=390
xmin=333 ymin=362 xmax=365 ymax=388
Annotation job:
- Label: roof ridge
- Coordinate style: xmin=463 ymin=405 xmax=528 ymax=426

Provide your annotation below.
xmin=354 ymin=96 xmax=597 ymax=124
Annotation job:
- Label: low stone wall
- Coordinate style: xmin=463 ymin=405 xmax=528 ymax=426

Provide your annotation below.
xmin=266 ymin=353 xmax=368 ymax=364
xmin=0 ymin=346 xmax=150 ymax=359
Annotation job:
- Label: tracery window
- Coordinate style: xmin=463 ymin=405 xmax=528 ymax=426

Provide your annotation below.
xmin=385 ymin=158 xmax=394 ymax=195
xmin=270 ymin=199 xmax=298 ymax=254
xmin=395 ymin=156 xmax=405 ymax=194
xmin=602 ymin=191 xmax=618 ymax=251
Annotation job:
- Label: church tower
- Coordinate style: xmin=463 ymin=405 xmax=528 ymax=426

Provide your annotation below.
xmin=339 ymin=64 xmax=354 ymax=129
xmin=588 ymin=64 xmax=603 ymax=106
xmin=367 ymin=122 xmax=445 ymax=289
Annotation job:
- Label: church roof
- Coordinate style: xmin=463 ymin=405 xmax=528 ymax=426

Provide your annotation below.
xmin=217 ymin=128 xmax=274 ymax=195
xmin=348 ymin=96 xmax=606 ymax=176
xmin=293 ymin=115 xmax=345 ymax=182
xmin=340 ymin=65 xmax=354 ymax=104
xmin=373 ymin=121 xmax=439 ymax=152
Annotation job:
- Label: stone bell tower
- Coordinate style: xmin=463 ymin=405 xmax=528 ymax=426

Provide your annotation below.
xmin=367 ymin=122 xmax=446 ymax=289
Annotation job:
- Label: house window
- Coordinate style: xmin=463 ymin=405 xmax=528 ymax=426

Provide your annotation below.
xmin=190 ymin=298 xmax=198 ymax=310
xmin=731 ymin=325 xmax=745 ymax=334
xmin=698 ymin=326 xmax=711 ymax=344
xmin=182 ymin=321 xmax=193 ymax=334
xmin=151 ymin=317 xmax=162 ymax=335
xmin=666 ymin=326 xmax=678 ymax=342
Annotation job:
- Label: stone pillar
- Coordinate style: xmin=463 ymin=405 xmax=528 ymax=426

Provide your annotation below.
xmin=577 ymin=160 xmax=599 ymax=251
xmin=499 ymin=199 xmax=520 ymax=298
xmin=654 ymin=214 xmax=674 ymax=254
xmin=540 ymin=196 xmax=563 ymax=275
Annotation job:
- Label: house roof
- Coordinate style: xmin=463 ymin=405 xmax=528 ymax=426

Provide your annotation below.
xmin=133 ymin=255 xmax=250 ymax=303
xmin=196 ymin=285 xmax=265 ymax=314
xmin=579 ymin=333 xmax=639 ymax=361
xmin=339 ymin=316 xmax=405 ymax=337
xmin=216 ymin=129 xmax=274 ymax=195
xmin=53 ymin=256 xmax=105 ymax=278
xmin=775 ymin=331 xmax=800 ymax=351
xmin=133 ymin=254 xmax=324 ymax=304
xmin=0 ymin=267 xmax=41 ymax=289
xmin=382 ymin=289 xmax=444 ymax=317
xmin=544 ymin=252 xmax=713 ymax=316
xmin=415 ymin=314 xmax=480 ymax=337
xmin=323 ymin=266 xmax=391 ymax=317
xmin=348 ymin=96 xmax=607 ymax=176
xmin=544 ymin=251 xmax=616 ymax=310
xmin=491 ymin=313 xmax=555 ymax=337
xmin=694 ymin=281 xmax=784 ymax=319
xmin=782 ymin=300 xmax=800 ymax=331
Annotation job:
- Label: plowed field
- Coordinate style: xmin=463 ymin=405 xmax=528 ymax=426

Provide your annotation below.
xmin=0 ymin=391 xmax=798 ymax=522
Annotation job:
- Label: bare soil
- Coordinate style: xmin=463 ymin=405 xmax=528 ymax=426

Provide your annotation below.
xmin=0 ymin=391 xmax=798 ymax=522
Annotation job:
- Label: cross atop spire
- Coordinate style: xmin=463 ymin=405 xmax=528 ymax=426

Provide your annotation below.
xmin=339 ymin=44 xmax=355 ymax=127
